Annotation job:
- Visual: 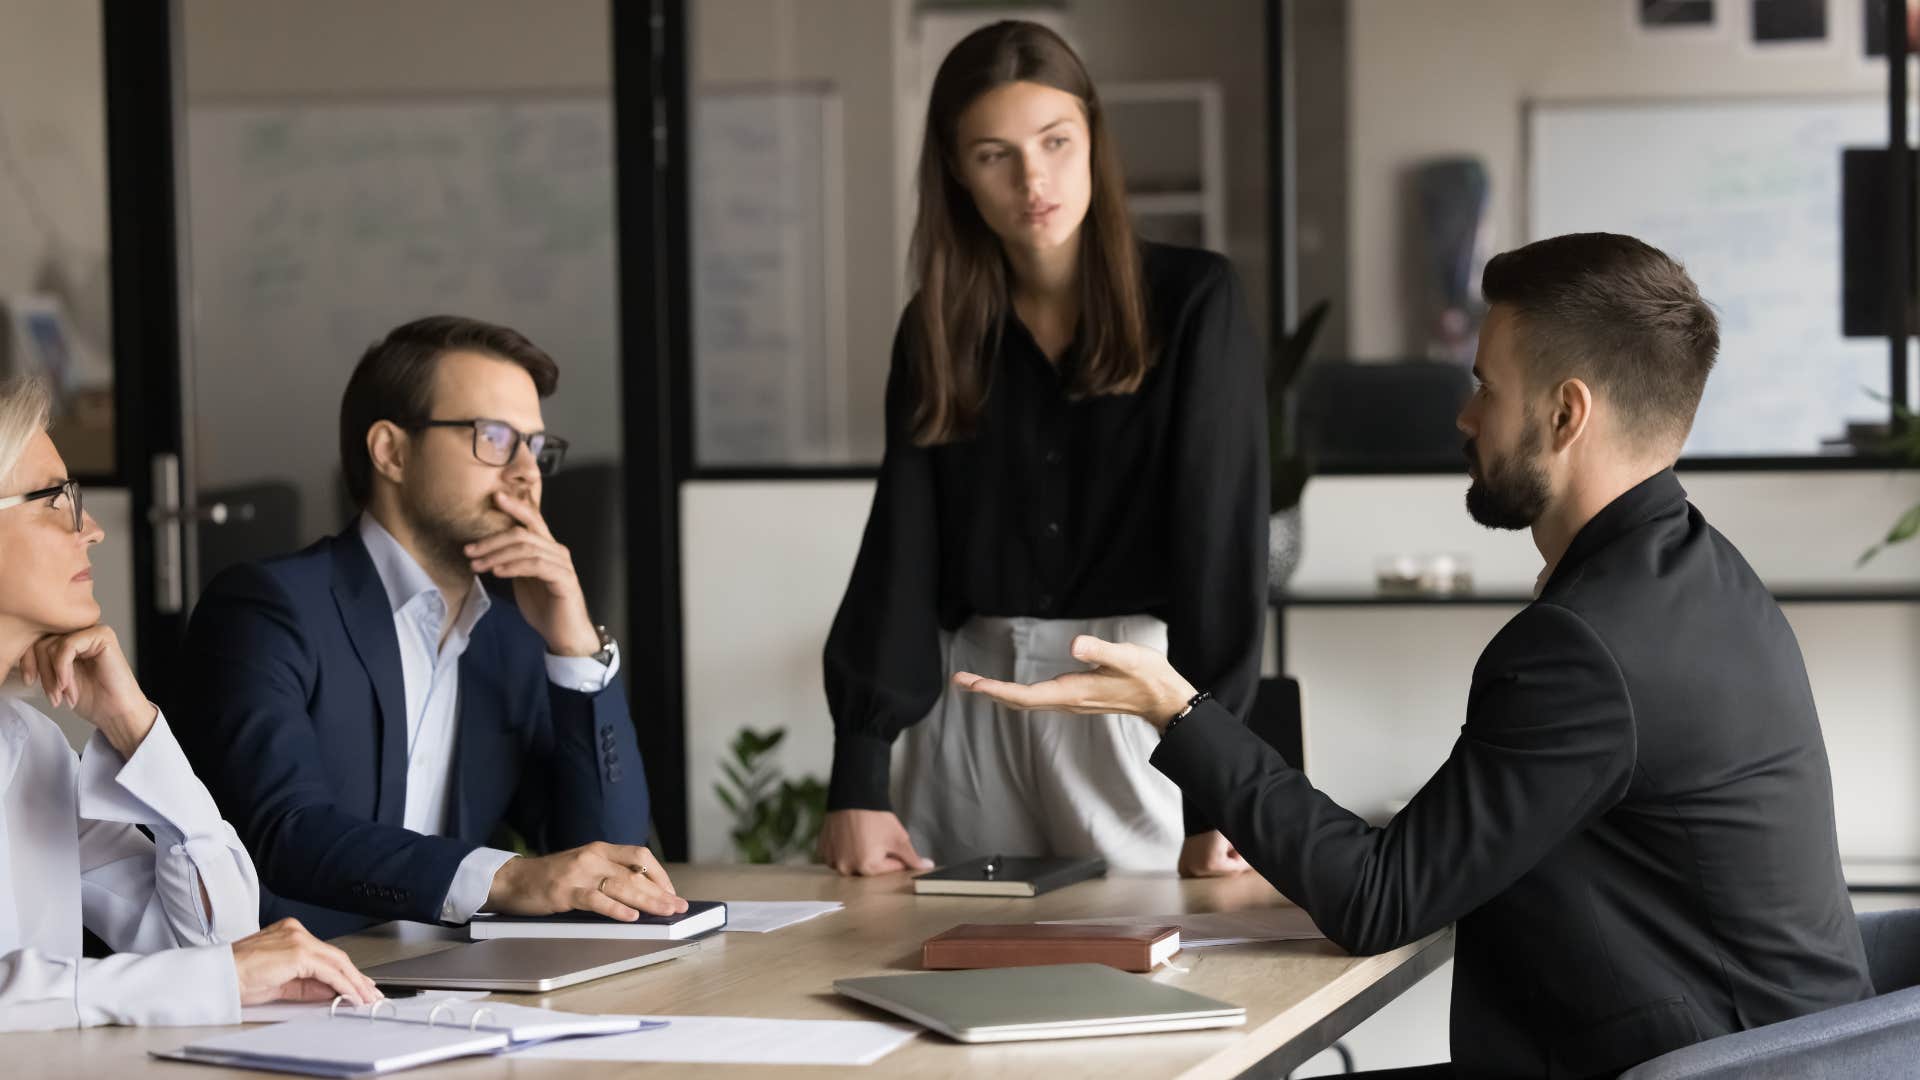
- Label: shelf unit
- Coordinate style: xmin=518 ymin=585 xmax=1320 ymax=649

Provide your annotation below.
xmin=1275 ymin=585 xmax=1920 ymax=664
xmin=1102 ymin=79 xmax=1226 ymax=252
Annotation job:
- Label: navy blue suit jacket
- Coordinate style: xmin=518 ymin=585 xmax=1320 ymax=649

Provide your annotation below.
xmin=174 ymin=525 xmax=651 ymax=939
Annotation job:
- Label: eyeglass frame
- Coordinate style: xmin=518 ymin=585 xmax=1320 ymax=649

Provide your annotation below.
xmin=404 ymin=418 xmax=570 ymax=476
xmin=0 ymin=479 xmax=84 ymax=534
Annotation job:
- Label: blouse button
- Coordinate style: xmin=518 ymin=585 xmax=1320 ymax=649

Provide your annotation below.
xmin=1044 ymin=521 xmax=1062 ymax=538
xmin=1037 ymin=593 xmax=1055 ymax=613
xmin=1043 ymin=449 xmax=1063 ymax=466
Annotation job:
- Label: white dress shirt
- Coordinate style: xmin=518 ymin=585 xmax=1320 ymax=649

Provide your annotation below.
xmin=356 ymin=516 xmax=618 ymax=923
xmin=0 ymin=696 xmax=261 ymax=1030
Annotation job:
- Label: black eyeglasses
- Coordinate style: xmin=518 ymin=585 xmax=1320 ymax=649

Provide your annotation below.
xmin=410 ymin=418 xmax=568 ymax=476
xmin=0 ymin=479 xmax=83 ymax=533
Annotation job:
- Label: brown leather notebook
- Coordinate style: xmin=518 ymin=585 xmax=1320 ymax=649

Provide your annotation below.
xmin=921 ymin=923 xmax=1182 ymax=973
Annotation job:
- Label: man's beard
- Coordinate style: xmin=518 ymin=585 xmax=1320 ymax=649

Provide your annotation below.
xmin=405 ymin=493 xmax=512 ymax=578
xmin=1464 ymin=416 xmax=1550 ymax=531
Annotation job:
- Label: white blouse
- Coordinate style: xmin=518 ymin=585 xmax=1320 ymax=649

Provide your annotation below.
xmin=0 ymin=696 xmax=260 ymax=1030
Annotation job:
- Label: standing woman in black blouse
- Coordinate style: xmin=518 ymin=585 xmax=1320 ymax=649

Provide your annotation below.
xmin=819 ymin=20 xmax=1268 ymax=878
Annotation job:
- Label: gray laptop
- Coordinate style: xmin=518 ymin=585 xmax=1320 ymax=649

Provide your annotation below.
xmin=834 ymin=963 xmax=1245 ymax=1043
xmin=362 ymin=936 xmax=703 ymax=992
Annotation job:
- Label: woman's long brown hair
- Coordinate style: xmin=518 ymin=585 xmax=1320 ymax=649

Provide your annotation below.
xmin=908 ymin=20 xmax=1153 ymax=446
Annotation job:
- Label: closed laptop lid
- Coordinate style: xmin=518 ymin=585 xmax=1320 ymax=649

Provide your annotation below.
xmin=364 ymin=937 xmax=699 ymax=991
xmin=834 ymin=963 xmax=1242 ymax=1037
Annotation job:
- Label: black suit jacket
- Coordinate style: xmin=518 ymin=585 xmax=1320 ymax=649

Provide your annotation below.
xmin=1154 ymin=471 xmax=1871 ymax=1078
xmin=174 ymin=525 xmax=651 ymax=940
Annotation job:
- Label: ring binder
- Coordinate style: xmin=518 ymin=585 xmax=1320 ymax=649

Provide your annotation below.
xmin=161 ymin=997 xmax=661 ymax=1075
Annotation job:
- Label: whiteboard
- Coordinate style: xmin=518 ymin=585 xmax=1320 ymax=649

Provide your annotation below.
xmin=1528 ymin=99 xmax=1899 ymax=457
xmin=185 ymin=100 xmax=619 ymax=536
xmin=691 ymin=85 xmax=847 ymax=466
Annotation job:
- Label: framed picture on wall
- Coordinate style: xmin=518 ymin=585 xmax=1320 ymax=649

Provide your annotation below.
xmin=1635 ymin=0 xmax=1728 ymax=37
xmin=1747 ymin=0 xmax=1832 ymax=47
xmin=1639 ymin=0 xmax=1718 ymax=28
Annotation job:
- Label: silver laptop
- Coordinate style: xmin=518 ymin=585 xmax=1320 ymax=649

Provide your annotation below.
xmin=363 ymin=936 xmax=704 ymax=992
xmin=834 ymin=963 xmax=1246 ymax=1043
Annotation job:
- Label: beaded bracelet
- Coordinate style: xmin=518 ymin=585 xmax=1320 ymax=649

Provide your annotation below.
xmin=1163 ymin=689 xmax=1213 ymax=735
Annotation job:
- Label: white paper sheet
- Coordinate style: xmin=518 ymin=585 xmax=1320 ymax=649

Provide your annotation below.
xmin=240 ymin=989 xmax=490 ymax=1024
xmin=509 ymin=1015 xmax=918 ymax=1066
xmin=721 ymin=900 xmax=845 ymax=933
xmin=1042 ymin=908 xmax=1325 ymax=947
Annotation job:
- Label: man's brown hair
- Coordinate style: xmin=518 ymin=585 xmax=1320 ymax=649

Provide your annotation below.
xmin=1481 ymin=232 xmax=1719 ymax=452
xmin=339 ymin=314 xmax=559 ymax=506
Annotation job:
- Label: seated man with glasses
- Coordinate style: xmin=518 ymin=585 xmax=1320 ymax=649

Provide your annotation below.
xmin=174 ymin=315 xmax=683 ymax=938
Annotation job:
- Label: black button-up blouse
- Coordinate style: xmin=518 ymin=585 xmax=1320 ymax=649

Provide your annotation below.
xmin=822 ymin=242 xmax=1270 ymax=835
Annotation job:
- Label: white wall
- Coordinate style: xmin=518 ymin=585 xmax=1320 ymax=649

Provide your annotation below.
xmin=1345 ymin=0 xmax=1887 ymax=357
xmin=682 ymin=481 xmax=870 ymax=860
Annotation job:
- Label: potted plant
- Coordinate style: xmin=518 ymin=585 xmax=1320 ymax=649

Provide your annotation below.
xmin=1861 ymin=399 xmax=1920 ymax=565
xmin=714 ymin=727 xmax=828 ymax=864
xmin=1267 ymin=300 xmax=1330 ymax=599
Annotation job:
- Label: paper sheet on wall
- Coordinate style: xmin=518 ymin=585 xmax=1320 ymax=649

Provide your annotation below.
xmin=509 ymin=1015 xmax=917 ymax=1066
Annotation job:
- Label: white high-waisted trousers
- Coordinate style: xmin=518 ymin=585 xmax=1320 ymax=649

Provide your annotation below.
xmin=892 ymin=613 xmax=1184 ymax=872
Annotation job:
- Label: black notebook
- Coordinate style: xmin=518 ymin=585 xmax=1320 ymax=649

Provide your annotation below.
xmin=469 ymin=900 xmax=728 ymax=940
xmin=912 ymin=856 xmax=1107 ymax=898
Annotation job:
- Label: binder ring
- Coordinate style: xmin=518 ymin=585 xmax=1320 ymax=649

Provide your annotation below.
xmin=328 ymin=994 xmax=351 ymax=1018
xmin=426 ymin=1001 xmax=457 ymax=1028
xmin=467 ymin=1008 xmax=497 ymax=1032
xmin=367 ymin=998 xmax=395 ymax=1022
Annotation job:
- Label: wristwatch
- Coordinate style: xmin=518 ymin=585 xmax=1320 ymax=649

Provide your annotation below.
xmin=590 ymin=624 xmax=617 ymax=667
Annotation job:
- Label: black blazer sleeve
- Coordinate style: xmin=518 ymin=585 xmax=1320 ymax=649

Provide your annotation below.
xmin=821 ymin=312 xmax=945 ymax=813
xmin=1151 ymin=602 xmax=1636 ymax=953
xmin=1164 ymin=262 xmax=1270 ymax=836
xmin=498 ymin=639 xmax=653 ymax=854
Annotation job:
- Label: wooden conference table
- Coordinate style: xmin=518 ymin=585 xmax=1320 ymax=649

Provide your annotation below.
xmin=25 ymin=864 xmax=1454 ymax=1080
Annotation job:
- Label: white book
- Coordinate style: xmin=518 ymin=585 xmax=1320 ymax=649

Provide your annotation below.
xmin=154 ymin=1016 xmax=509 ymax=1077
xmin=470 ymin=899 xmax=728 ymax=940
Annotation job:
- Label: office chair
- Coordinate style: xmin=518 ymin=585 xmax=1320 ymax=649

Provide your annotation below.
xmin=195 ymin=480 xmax=302 ymax=589
xmin=540 ymin=458 xmax=626 ymax=645
xmin=1293 ymin=360 xmax=1475 ymax=471
xmin=1619 ymin=906 xmax=1920 ymax=1078
xmin=1250 ymin=676 xmax=1305 ymax=771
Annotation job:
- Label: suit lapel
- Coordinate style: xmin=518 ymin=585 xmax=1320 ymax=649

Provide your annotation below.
xmin=329 ymin=530 xmax=411 ymax=827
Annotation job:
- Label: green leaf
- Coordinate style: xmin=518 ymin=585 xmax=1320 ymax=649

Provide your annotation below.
xmin=714 ymin=785 xmax=740 ymax=816
xmin=1886 ymin=502 xmax=1920 ymax=546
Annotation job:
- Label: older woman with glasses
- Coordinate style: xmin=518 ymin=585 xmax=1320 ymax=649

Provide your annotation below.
xmin=0 ymin=378 xmax=381 ymax=1031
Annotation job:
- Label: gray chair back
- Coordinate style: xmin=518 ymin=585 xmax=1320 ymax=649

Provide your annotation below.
xmin=1619 ymin=907 xmax=1920 ymax=1080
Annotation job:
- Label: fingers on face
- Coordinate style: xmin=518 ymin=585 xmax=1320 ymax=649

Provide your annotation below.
xmin=465 ymin=527 xmax=537 ymax=558
xmin=492 ymin=490 xmax=552 ymax=537
xmin=478 ymin=556 xmax=561 ymax=582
